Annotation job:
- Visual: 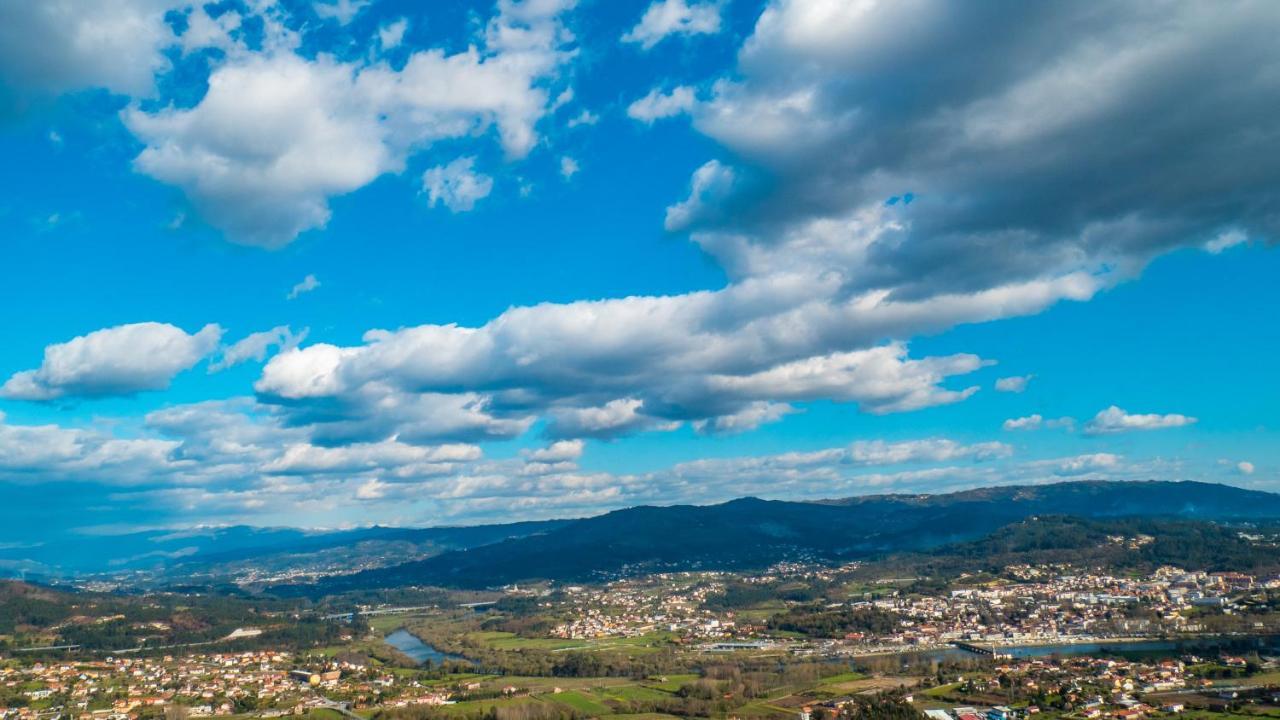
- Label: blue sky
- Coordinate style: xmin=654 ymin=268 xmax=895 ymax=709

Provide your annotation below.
xmin=0 ymin=0 xmax=1277 ymax=544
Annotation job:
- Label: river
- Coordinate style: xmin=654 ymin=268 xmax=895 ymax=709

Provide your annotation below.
xmin=383 ymin=628 xmax=472 ymax=666
xmin=895 ymin=635 xmax=1280 ymax=663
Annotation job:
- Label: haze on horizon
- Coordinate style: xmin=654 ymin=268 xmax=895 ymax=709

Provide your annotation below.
xmin=0 ymin=0 xmax=1277 ymax=543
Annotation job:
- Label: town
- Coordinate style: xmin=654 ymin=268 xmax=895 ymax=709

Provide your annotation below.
xmin=6 ymin=556 xmax=1280 ymax=720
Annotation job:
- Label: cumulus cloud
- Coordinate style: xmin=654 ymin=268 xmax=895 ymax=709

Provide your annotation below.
xmin=676 ymin=0 xmax=1280 ymax=302
xmin=567 ymin=109 xmax=598 ymax=127
xmin=1084 ymin=406 xmax=1197 ymax=435
xmin=0 ymin=1 xmax=304 ymax=108
xmin=1038 ymin=453 xmax=1122 ymax=476
xmin=1204 ymin=229 xmax=1249 ymax=254
xmin=664 ymin=159 xmax=735 ymax=231
xmin=287 ymin=274 xmax=321 ymax=300
xmin=251 ymin=265 xmax=1026 ymax=443
xmin=520 ymin=439 xmax=585 ymax=475
xmin=526 ymin=439 xmax=584 ymax=463
xmin=313 ymin=0 xmax=370 ymax=25
xmin=355 ymin=478 xmax=389 ymax=500
xmin=693 ymin=401 xmax=794 ymax=434
xmin=559 ymin=155 xmax=579 ymax=179
xmin=379 ymin=18 xmax=409 ymax=50
xmin=1 ymin=322 xmax=222 ymax=400
xmin=1237 ymin=461 xmax=1255 ymax=475
xmin=262 ymin=439 xmax=480 ymax=475
xmin=123 ymin=1 xmax=575 ymax=246
xmin=545 ymin=399 xmax=671 ymax=440
xmin=623 ymin=0 xmax=722 ymax=50
xmin=0 ymin=0 xmax=178 ymax=98
xmin=627 ymin=86 xmax=696 ymax=124
xmin=1003 ymin=414 xmax=1042 ymax=431
xmin=845 ymin=438 xmax=1011 ymax=465
xmin=0 ymin=416 xmax=184 ymax=484
xmin=995 ymin=375 xmax=1033 ymax=393
xmin=423 ymin=157 xmax=494 ymax=212
xmin=209 ymin=326 xmax=306 ymax=372
xmin=0 ymin=394 xmax=1195 ymax=530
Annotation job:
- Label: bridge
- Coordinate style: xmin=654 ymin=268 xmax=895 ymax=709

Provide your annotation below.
xmin=950 ymin=641 xmax=1012 ymax=659
xmin=321 ymin=605 xmax=438 ymax=621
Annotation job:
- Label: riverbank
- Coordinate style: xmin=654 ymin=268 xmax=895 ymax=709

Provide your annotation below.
xmin=848 ymin=633 xmax=1280 ymax=662
xmin=383 ymin=628 xmax=473 ymax=666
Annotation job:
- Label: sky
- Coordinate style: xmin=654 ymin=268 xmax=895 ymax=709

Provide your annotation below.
xmin=0 ymin=0 xmax=1278 ymax=542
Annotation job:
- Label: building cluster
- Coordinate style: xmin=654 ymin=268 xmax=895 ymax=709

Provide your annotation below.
xmin=835 ymin=567 xmax=1271 ymax=652
xmin=540 ymin=564 xmax=1277 ymax=656
xmin=0 ymin=650 xmax=465 ymax=720
xmin=549 ymin=579 xmax=739 ymax=640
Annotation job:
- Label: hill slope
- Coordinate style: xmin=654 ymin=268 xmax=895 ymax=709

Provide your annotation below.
xmin=301 ymin=480 xmax=1280 ymax=590
xmin=0 ymin=519 xmax=571 ymax=579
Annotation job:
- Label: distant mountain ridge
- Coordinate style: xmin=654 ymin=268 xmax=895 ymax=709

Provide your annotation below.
xmin=299 ymin=480 xmax=1280 ymax=591
xmin=0 ymin=519 xmax=571 ymax=579
xmin=9 ymin=480 xmax=1278 ymax=584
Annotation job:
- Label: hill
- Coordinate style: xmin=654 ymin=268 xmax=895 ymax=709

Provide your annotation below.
xmin=883 ymin=514 xmax=1280 ymax=580
xmin=297 ymin=480 xmax=1280 ymax=591
xmin=0 ymin=519 xmax=571 ymax=579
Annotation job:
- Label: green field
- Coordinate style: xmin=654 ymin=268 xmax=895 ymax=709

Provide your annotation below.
xmin=641 ymin=673 xmax=699 ymax=692
xmin=818 ymin=671 xmax=868 ymax=684
xmin=542 ymin=690 xmax=613 ymax=715
xmin=468 ymin=630 xmax=586 ymax=650
xmin=463 ymin=629 xmax=675 ymax=654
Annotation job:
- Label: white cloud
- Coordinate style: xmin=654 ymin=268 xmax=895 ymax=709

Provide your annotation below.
xmin=1236 ymin=461 xmax=1255 ymax=476
xmin=125 ymin=55 xmax=391 ymax=247
xmin=846 ymin=438 xmax=1011 ymax=465
xmin=251 ymin=259 xmax=1093 ymax=445
xmin=526 ymin=439 xmax=585 ymax=463
xmin=262 ymin=439 xmax=481 ymax=475
xmin=627 ymin=86 xmax=696 ymax=124
xmin=1039 ymin=453 xmax=1121 ymax=476
xmin=693 ymin=401 xmax=794 ymax=434
xmin=287 ymin=274 xmax=321 ymax=300
xmin=378 ymin=18 xmax=409 ymax=49
xmin=124 ymin=1 xmax=575 ymax=246
xmin=423 ymin=157 xmax=494 ymax=212
xmin=677 ymin=0 xmax=1280 ymax=306
xmin=1204 ymin=229 xmax=1248 ymax=254
xmin=623 ymin=0 xmax=722 ymax=50
xmin=177 ymin=5 xmax=244 ymax=56
xmin=1003 ymin=414 xmax=1042 ymax=431
xmin=995 ymin=374 xmax=1033 ymax=393
xmin=545 ymin=399 xmax=664 ymax=439
xmin=210 ymin=326 xmax=306 ymax=372
xmin=559 ymin=155 xmax=580 ymax=179
xmin=0 ymin=0 xmax=178 ymax=97
xmin=0 ymin=417 xmax=184 ymax=484
xmin=1003 ymin=414 xmax=1074 ymax=432
xmin=313 ymin=0 xmax=370 ymax=25
xmin=1084 ymin=406 xmax=1197 ymax=435
xmin=0 ymin=394 xmax=1197 ymax=530
xmin=1 ymin=322 xmax=222 ymax=400
xmin=567 ymin=109 xmax=599 ymax=127
xmin=355 ymin=478 xmax=389 ymax=500
xmin=664 ymin=159 xmax=734 ymax=231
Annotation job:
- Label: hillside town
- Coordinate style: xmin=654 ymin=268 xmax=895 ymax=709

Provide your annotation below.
xmin=540 ymin=563 xmax=1280 ymax=654
xmin=0 ymin=650 xmax=466 ymax=720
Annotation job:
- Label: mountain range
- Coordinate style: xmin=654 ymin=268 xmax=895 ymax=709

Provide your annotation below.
xmin=8 ymin=480 xmax=1279 ymax=588
xmin=296 ymin=480 xmax=1280 ymax=591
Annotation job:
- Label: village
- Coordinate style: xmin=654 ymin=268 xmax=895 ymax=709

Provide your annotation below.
xmin=541 ymin=563 xmax=1279 ymax=655
xmin=0 ymin=649 xmax=474 ymax=720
